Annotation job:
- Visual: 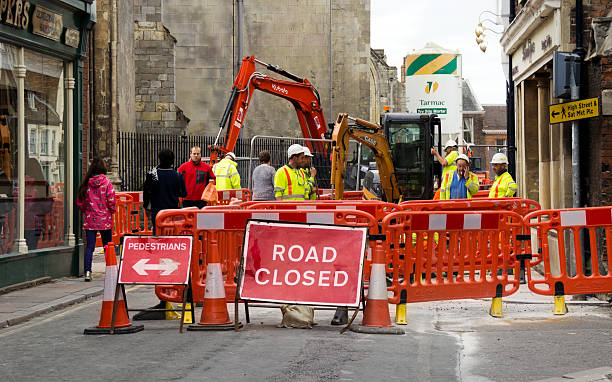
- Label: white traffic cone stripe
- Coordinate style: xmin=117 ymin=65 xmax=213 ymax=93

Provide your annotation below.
xmin=368 ymin=264 xmax=388 ymax=300
xmin=102 ymin=264 xmax=122 ymax=301
xmin=205 ymin=263 xmax=226 ymax=299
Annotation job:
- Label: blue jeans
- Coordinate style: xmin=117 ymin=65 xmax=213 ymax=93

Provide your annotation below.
xmin=84 ymin=229 xmax=112 ymax=272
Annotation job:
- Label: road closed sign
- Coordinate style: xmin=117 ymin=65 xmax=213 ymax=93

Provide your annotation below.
xmin=118 ymin=236 xmax=193 ymax=285
xmin=239 ymin=221 xmax=368 ymax=306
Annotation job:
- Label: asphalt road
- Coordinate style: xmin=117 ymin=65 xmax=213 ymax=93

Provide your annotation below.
xmin=1 ymin=285 xmax=611 ymax=382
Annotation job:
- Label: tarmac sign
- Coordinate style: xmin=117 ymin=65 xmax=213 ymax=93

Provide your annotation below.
xmin=549 ymin=97 xmax=599 ymax=124
xmin=118 ymin=236 xmax=192 ymax=285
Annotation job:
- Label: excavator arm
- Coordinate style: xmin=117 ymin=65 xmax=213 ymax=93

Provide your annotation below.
xmin=209 ymin=56 xmax=327 ymax=163
xmin=330 ymin=113 xmax=401 ymax=203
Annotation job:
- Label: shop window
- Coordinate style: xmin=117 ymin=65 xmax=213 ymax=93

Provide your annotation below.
xmin=0 ymin=43 xmax=18 ymax=256
xmin=23 ymin=49 xmax=64 ymax=251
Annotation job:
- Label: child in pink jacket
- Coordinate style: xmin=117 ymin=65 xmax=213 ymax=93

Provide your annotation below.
xmin=76 ymin=158 xmax=116 ymax=281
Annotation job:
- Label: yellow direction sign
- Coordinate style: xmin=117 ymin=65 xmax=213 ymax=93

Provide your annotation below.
xmin=549 ymin=97 xmax=599 ymax=124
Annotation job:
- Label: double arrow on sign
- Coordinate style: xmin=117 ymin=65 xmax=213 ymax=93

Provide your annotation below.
xmin=132 ymin=258 xmax=180 ymax=275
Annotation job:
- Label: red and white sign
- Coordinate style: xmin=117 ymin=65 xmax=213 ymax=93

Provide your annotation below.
xmin=239 ymin=221 xmax=367 ymax=306
xmin=118 ymin=236 xmax=193 ymax=285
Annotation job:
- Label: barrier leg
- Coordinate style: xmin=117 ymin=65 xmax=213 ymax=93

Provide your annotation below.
xmin=395 ymin=289 xmax=407 ymax=325
xmin=489 ymin=284 xmax=503 ymax=318
xmin=554 ymin=282 xmax=568 ymax=315
xmin=331 ymin=307 xmax=348 ymax=325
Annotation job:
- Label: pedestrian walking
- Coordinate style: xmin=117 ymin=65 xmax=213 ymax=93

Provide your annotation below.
xmin=76 ymin=158 xmax=116 ymax=282
xmin=251 ymin=150 xmax=276 ymax=201
xmin=213 ymin=152 xmax=241 ymax=190
xmin=143 ymin=149 xmax=187 ymax=235
xmin=439 ymin=153 xmax=479 ymax=200
xmin=431 ymin=139 xmax=459 ymax=181
xmin=178 ymin=146 xmax=215 ymax=208
xmin=301 ymin=146 xmax=318 ymax=200
xmin=488 ymin=153 xmax=517 ymax=198
xmin=273 ymin=144 xmax=308 ymax=201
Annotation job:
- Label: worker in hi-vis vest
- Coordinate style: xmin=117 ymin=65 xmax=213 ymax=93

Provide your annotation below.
xmin=431 ymin=138 xmax=459 ymax=181
xmin=213 ymin=152 xmax=241 ymax=190
xmin=273 ymin=144 xmax=308 ymax=201
xmin=488 ymin=153 xmax=517 ymax=198
xmin=439 ymin=153 xmax=479 ymax=200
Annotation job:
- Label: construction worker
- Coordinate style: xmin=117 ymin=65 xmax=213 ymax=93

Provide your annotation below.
xmin=439 ymin=153 xmax=479 ymax=200
xmin=301 ymin=146 xmax=318 ymax=200
xmin=488 ymin=153 xmax=517 ymax=198
xmin=274 ymin=144 xmax=307 ymax=201
xmin=213 ymin=152 xmax=241 ymax=190
xmin=431 ymin=139 xmax=459 ymax=181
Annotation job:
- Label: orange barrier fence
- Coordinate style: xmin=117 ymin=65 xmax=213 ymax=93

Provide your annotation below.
xmin=382 ymin=210 xmax=523 ymax=304
xmin=317 ymin=189 xmax=364 ymax=200
xmin=95 ymin=192 xmax=153 ymax=247
xmin=154 ymin=208 xmax=377 ymax=303
xmin=523 ymin=207 xmax=612 ymax=297
xmin=213 ymin=188 xmax=251 ymax=205
xmin=400 ymin=197 xmax=540 ymax=218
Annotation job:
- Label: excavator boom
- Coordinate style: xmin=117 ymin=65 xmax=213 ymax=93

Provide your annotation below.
xmin=210 ymin=56 xmax=327 ymax=163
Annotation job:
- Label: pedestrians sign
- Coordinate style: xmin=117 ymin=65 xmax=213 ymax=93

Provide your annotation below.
xmin=238 ymin=221 xmax=368 ymax=306
xmin=119 ymin=236 xmax=193 ymax=284
xmin=549 ymin=97 xmax=599 ymax=124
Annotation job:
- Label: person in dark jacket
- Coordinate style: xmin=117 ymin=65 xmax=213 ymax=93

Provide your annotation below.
xmin=143 ymin=149 xmax=187 ymax=235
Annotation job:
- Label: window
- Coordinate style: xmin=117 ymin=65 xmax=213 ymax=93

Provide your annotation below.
xmin=28 ymin=127 xmax=37 ymax=154
xmin=496 ymin=138 xmax=506 ymax=147
xmin=463 ymin=118 xmax=473 ymax=144
xmin=41 ymin=129 xmax=49 ymax=155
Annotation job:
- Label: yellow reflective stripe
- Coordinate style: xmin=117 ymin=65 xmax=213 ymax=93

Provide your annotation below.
xmin=281 ymin=194 xmax=305 ymax=199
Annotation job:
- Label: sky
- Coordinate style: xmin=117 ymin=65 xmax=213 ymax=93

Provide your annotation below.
xmin=371 ymin=0 xmax=507 ymax=105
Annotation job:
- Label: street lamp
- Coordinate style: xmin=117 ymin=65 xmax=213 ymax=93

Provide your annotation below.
xmin=474 ymin=11 xmax=503 ymax=53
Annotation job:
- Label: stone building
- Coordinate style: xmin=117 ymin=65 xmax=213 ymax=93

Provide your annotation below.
xmin=370 ymin=48 xmax=405 ymax=122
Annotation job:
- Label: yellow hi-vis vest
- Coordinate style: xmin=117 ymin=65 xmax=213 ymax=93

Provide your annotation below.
xmin=213 ymin=158 xmax=241 ymax=190
xmin=488 ymin=171 xmax=517 ymax=198
xmin=441 ymin=150 xmax=458 ymax=181
xmin=274 ymin=165 xmax=307 ymax=200
xmin=439 ymin=170 xmax=479 ymax=200
xmin=302 ymin=168 xmax=317 ymax=200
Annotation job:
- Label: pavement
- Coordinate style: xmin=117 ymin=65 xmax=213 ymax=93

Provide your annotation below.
xmin=0 ymin=249 xmax=107 ymax=328
xmin=1 ymin=252 xmax=610 ymax=330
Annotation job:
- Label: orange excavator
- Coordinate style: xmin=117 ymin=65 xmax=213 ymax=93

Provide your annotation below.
xmin=209 ymin=56 xmax=328 ymax=164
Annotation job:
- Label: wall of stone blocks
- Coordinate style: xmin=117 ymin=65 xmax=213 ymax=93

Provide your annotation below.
xmin=370 ymin=49 xmax=405 ymax=122
xmin=161 ymin=0 xmax=370 ymax=139
xmin=134 ymin=0 xmax=187 ymax=134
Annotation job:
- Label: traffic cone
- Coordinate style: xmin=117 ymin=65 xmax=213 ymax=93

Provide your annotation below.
xmin=188 ymin=239 xmax=241 ymax=331
xmin=360 ymin=241 xmax=392 ymax=327
xmin=84 ymin=245 xmax=144 ymax=335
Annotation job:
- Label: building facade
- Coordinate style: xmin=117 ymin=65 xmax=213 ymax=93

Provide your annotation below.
xmin=0 ymin=0 xmax=95 ymax=287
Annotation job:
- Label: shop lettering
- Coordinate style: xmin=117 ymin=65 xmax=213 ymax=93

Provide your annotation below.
xmin=254 ymin=244 xmax=348 ymax=287
xmin=0 ymin=0 xmax=31 ymax=30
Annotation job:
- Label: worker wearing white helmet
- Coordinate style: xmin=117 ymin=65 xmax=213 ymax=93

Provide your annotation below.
xmin=439 ymin=153 xmax=479 ymax=200
xmin=273 ymin=144 xmax=308 ymax=200
xmin=213 ymin=151 xmax=241 ymax=190
xmin=488 ymin=153 xmax=517 ymax=198
xmin=431 ymin=139 xmax=459 ymax=181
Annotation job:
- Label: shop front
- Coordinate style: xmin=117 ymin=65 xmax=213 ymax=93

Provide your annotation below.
xmin=0 ymin=0 xmax=95 ymax=287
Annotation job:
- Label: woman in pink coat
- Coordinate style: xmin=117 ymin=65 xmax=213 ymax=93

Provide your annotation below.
xmin=76 ymin=158 xmax=116 ymax=281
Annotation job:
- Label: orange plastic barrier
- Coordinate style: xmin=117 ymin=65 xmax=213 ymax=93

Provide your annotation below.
xmin=523 ymin=207 xmax=612 ymax=297
xmin=95 ymin=192 xmax=153 ymax=247
xmin=400 ymin=197 xmax=540 ymax=218
xmin=315 ymin=189 xmax=363 ymax=200
xmin=154 ymin=208 xmax=377 ymax=303
xmin=213 ymin=188 xmax=251 ymax=205
xmin=382 ymin=210 xmax=522 ymax=304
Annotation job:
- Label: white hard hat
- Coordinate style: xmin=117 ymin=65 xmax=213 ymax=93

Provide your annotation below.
xmin=303 ymin=147 xmax=314 ymax=157
xmin=456 ymin=153 xmax=470 ymax=164
xmin=491 ymin=153 xmax=509 ymax=164
xmin=287 ymin=144 xmax=305 ymax=158
xmin=443 ymin=139 xmax=458 ymax=150
xmin=225 ymin=152 xmax=236 ymax=160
